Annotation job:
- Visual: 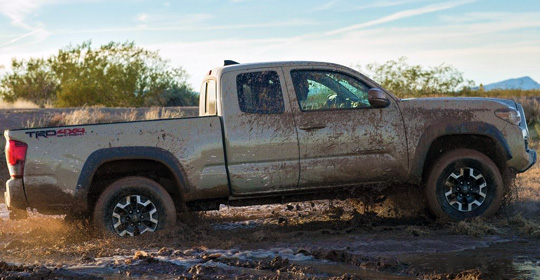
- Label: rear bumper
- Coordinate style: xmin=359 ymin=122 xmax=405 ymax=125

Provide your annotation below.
xmin=4 ymin=178 xmax=28 ymax=209
xmin=518 ymin=148 xmax=537 ymax=173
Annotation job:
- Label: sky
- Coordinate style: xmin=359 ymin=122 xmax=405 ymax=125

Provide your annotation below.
xmin=0 ymin=0 xmax=539 ymax=89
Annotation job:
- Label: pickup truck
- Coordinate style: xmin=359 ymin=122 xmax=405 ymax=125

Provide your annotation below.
xmin=4 ymin=61 xmax=536 ymax=237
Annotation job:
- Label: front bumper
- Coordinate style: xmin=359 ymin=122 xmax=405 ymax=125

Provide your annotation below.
xmin=4 ymin=178 xmax=28 ymax=209
xmin=518 ymin=148 xmax=537 ymax=173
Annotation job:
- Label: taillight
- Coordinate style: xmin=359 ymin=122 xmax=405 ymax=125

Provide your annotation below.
xmin=5 ymin=140 xmax=27 ymax=178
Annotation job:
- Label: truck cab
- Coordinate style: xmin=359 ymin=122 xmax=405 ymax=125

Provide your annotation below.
xmin=200 ymin=61 xmax=408 ymax=196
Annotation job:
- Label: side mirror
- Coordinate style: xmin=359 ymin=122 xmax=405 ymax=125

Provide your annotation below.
xmin=368 ymin=88 xmax=390 ymax=108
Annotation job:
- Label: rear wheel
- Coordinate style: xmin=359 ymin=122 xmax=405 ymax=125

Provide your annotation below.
xmin=93 ymin=177 xmax=176 ymax=237
xmin=425 ymin=149 xmax=504 ymax=220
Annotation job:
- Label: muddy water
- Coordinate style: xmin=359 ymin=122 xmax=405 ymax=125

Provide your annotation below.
xmin=401 ymin=240 xmax=540 ymax=279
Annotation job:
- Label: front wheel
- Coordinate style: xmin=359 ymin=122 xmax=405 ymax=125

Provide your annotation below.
xmin=93 ymin=177 xmax=176 ymax=237
xmin=425 ymin=149 xmax=504 ymax=220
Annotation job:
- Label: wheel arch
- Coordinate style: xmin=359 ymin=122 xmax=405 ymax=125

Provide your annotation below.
xmin=73 ymin=147 xmax=189 ymax=213
xmin=409 ymin=122 xmax=512 ymax=183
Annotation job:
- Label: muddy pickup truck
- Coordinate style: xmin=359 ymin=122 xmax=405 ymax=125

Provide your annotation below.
xmin=4 ymin=61 xmax=536 ymax=236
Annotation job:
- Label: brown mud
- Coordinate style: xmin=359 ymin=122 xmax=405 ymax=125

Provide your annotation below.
xmin=0 ymin=196 xmax=539 ymax=279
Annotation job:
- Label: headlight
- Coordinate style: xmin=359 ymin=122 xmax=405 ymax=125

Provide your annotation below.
xmin=495 ymin=108 xmax=521 ymax=126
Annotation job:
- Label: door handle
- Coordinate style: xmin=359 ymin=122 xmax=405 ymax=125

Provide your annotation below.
xmin=298 ymin=124 xmax=326 ymax=131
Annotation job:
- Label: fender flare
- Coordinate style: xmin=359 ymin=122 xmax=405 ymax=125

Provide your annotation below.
xmin=409 ymin=122 xmax=512 ymax=181
xmin=73 ymin=146 xmax=189 ymax=212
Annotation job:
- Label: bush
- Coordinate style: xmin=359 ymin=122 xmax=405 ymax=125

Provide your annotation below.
xmin=1 ymin=41 xmax=196 ymax=108
xmin=0 ymin=58 xmax=57 ymax=107
xmin=359 ymin=57 xmax=475 ymax=98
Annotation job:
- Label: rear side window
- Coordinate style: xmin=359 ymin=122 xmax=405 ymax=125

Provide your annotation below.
xmin=206 ymin=80 xmax=217 ymax=115
xmin=236 ymin=71 xmax=285 ymax=114
xmin=199 ymin=79 xmax=217 ymax=116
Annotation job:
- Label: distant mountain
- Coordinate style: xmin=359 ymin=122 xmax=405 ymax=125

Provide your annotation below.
xmin=483 ymin=76 xmax=540 ymax=91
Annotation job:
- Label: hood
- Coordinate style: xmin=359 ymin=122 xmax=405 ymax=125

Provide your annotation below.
xmin=400 ymin=97 xmax=517 ymax=110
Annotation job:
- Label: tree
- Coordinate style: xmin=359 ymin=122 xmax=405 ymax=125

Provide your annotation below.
xmin=359 ymin=57 xmax=475 ymax=98
xmin=478 ymin=83 xmax=485 ymax=93
xmin=51 ymin=41 xmax=193 ymax=107
xmin=0 ymin=57 xmax=57 ymax=107
xmin=0 ymin=41 xmax=195 ymax=107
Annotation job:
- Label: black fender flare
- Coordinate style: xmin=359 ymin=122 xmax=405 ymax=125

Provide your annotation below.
xmin=73 ymin=146 xmax=189 ymax=212
xmin=409 ymin=122 xmax=512 ymax=182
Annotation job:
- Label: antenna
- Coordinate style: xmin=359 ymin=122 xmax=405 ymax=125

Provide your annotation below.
xmin=224 ymin=60 xmax=240 ymax=66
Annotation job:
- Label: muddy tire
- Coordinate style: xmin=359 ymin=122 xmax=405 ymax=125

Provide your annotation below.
xmin=93 ymin=176 xmax=176 ymax=237
xmin=425 ymin=149 xmax=504 ymax=220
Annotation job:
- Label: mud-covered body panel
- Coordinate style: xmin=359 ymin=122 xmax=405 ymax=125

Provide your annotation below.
xmin=280 ymin=64 xmax=408 ymax=187
xmin=5 ymin=117 xmax=227 ymax=210
xmin=219 ymin=68 xmax=301 ymax=195
xmin=399 ymin=97 xmax=531 ymax=180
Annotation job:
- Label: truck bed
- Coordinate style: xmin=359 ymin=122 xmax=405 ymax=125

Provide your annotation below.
xmin=5 ymin=116 xmax=228 ymax=211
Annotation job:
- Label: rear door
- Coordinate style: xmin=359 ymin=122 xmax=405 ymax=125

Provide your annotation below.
xmin=281 ymin=65 xmax=408 ymax=188
xmin=220 ymin=68 xmax=300 ymax=195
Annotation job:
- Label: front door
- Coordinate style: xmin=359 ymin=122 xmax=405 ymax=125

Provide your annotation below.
xmin=281 ymin=66 xmax=408 ymax=189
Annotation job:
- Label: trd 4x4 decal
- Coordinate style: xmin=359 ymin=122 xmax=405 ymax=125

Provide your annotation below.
xmin=26 ymin=128 xmax=86 ymax=139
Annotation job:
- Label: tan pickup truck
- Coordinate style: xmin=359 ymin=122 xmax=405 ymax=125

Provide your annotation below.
xmin=4 ymin=61 xmax=536 ymax=236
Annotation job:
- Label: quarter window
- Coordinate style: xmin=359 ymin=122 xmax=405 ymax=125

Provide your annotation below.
xmin=199 ymin=79 xmax=217 ymax=116
xmin=291 ymin=70 xmax=373 ymax=111
xmin=237 ymin=71 xmax=285 ymax=114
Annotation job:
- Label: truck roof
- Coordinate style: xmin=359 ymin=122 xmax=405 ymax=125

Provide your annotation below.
xmin=210 ymin=61 xmax=346 ymax=77
xmin=205 ymin=60 xmax=389 ymax=98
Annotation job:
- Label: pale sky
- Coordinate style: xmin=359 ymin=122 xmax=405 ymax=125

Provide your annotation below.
xmin=1 ymin=0 xmax=539 ymax=89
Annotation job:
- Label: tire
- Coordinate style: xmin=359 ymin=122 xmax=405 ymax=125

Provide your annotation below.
xmin=425 ymin=149 xmax=504 ymax=220
xmin=93 ymin=176 xmax=176 ymax=237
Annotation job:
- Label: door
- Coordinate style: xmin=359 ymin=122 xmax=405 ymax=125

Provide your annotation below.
xmin=220 ymin=68 xmax=300 ymax=195
xmin=282 ymin=66 xmax=408 ymax=188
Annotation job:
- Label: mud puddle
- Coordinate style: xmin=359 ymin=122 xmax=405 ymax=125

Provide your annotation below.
xmin=60 ymin=247 xmax=415 ymax=279
xmin=401 ymin=239 xmax=540 ymax=279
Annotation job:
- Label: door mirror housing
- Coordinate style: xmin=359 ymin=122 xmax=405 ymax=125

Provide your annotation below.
xmin=368 ymin=88 xmax=390 ymax=108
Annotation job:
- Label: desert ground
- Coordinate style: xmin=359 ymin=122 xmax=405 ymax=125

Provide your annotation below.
xmin=0 ymin=107 xmax=538 ymax=279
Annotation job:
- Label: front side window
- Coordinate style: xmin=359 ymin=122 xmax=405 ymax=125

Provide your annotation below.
xmin=291 ymin=70 xmax=373 ymax=111
xmin=237 ymin=71 xmax=285 ymax=114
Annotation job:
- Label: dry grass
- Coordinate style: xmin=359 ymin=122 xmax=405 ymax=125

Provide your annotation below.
xmin=449 ymin=218 xmax=500 ymax=237
xmin=24 ymin=106 xmax=186 ymax=128
xmin=144 ymin=107 xmax=185 ymax=120
xmin=514 ymin=140 xmax=540 ymax=211
xmin=0 ymin=99 xmax=40 ymax=109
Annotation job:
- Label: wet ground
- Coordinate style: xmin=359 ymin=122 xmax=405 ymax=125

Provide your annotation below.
xmin=0 ymin=200 xmax=539 ymax=280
